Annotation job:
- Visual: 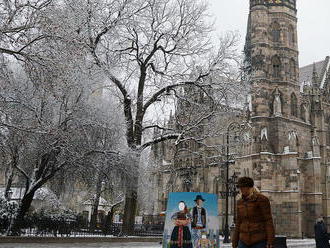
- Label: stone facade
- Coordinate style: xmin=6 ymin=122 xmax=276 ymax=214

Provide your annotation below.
xmin=152 ymin=0 xmax=330 ymax=238
xmin=239 ymin=0 xmax=330 ymax=237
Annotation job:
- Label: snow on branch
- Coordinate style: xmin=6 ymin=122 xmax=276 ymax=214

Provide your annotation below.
xmin=140 ymin=133 xmax=181 ymax=151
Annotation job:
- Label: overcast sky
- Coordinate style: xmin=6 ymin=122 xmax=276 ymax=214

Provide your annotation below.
xmin=208 ymin=0 xmax=330 ymax=67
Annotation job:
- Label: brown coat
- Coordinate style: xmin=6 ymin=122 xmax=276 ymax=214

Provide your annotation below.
xmin=232 ymin=192 xmax=275 ymax=248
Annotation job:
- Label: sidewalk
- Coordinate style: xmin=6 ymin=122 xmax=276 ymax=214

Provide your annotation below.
xmin=0 ymin=237 xmax=316 ymax=248
xmin=220 ymin=239 xmax=316 ymax=248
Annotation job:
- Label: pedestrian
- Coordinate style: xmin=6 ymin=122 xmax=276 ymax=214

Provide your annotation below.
xmin=232 ymin=177 xmax=275 ymax=248
xmin=314 ymin=216 xmax=330 ymax=248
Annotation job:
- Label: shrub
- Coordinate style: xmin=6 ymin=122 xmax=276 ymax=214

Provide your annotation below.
xmin=0 ymin=196 xmax=19 ymax=233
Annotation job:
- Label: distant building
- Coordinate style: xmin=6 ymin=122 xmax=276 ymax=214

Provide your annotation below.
xmin=0 ymin=187 xmax=60 ymax=211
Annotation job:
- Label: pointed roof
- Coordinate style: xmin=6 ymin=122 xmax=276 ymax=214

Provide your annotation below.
xmin=299 ymin=56 xmax=330 ymax=89
xmin=312 ymin=63 xmax=319 ymax=87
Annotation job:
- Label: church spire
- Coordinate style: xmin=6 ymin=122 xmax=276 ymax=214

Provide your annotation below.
xmin=312 ymin=63 xmax=319 ymax=88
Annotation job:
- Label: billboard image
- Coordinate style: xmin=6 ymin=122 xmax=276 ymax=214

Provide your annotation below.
xmin=162 ymin=192 xmax=219 ymax=248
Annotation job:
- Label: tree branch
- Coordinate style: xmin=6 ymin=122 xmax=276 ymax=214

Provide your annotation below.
xmin=140 ymin=133 xmax=181 ymax=151
xmin=143 ymin=74 xmax=211 ymax=113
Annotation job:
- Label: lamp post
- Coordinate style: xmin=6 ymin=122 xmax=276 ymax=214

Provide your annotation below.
xmin=7 ymin=189 xmax=13 ymax=201
xmin=220 ymin=172 xmax=239 ymax=243
xmin=230 ymin=173 xmax=239 ymax=224
xmin=221 ymin=121 xmax=251 ymax=243
xmin=297 ymin=169 xmax=302 ymax=238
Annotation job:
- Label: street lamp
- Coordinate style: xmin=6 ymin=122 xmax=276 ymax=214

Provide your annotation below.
xmin=220 ymin=172 xmax=239 ymax=243
xmin=222 ymin=121 xmax=251 ymax=244
xmin=229 ymin=173 xmax=239 ymax=224
xmin=6 ymin=189 xmax=13 ymax=201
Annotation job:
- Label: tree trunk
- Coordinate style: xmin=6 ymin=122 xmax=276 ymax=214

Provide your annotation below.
xmin=108 ymin=208 xmax=115 ymax=227
xmin=122 ymin=152 xmax=140 ymax=235
xmin=4 ymin=165 xmax=14 ymax=200
xmin=8 ymin=190 xmax=35 ymax=235
xmin=122 ymin=188 xmax=138 ymax=235
xmin=90 ymin=174 xmax=102 ymax=231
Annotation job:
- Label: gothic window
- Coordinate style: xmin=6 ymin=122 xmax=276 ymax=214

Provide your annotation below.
xmin=290 ymin=59 xmax=296 ymax=80
xmin=271 ymin=22 xmax=281 ymax=42
xmin=288 ymin=25 xmax=295 ymax=46
xmin=291 ymin=93 xmax=298 ymax=117
xmin=327 ymin=117 xmax=330 ymax=146
xmin=300 ymin=104 xmax=306 ymax=121
xmin=213 ymin=177 xmax=219 ymax=194
xmin=272 ymin=56 xmax=281 ymax=78
xmin=327 ymin=127 xmax=330 ymax=146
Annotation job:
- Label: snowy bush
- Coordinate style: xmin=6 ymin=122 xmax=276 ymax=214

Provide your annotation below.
xmin=0 ymin=196 xmax=19 ymax=233
xmin=30 ymin=208 xmax=78 ymax=224
xmin=34 ymin=187 xmax=61 ymax=209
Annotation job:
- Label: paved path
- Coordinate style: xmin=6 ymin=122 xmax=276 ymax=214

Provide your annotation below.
xmin=0 ymin=240 xmax=317 ymax=248
xmin=0 ymin=243 xmax=161 ymax=248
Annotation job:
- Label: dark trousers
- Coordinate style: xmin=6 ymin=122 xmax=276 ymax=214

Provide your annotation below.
xmin=238 ymin=240 xmax=267 ymax=248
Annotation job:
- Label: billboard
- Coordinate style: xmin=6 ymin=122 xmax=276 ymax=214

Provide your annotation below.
xmin=162 ymin=192 xmax=220 ymax=248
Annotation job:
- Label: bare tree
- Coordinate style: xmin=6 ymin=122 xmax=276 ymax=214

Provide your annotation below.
xmin=1 ymin=0 xmax=240 ymax=234
xmin=39 ymin=0 xmax=240 ymax=233
xmin=0 ymin=0 xmax=52 ymax=60
xmin=0 ymin=45 xmax=125 ymax=234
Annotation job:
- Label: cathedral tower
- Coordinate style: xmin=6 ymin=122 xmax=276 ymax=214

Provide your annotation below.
xmin=246 ymin=0 xmax=300 ymax=137
xmin=239 ymin=0 xmax=323 ymax=237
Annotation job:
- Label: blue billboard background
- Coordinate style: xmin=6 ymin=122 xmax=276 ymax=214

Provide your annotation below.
xmin=162 ymin=192 xmax=220 ymax=248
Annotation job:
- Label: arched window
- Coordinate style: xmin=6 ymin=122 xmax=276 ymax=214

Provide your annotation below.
xmin=213 ymin=177 xmax=219 ymax=194
xmin=288 ymin=25 xmax=295 ymax=46
xmin=291 ymin=93 xmax=298 ymax=117
xmin=290 ymin=59 xmax=296 ymax=80
xmin=271 ymin=22 xmax=281 ymax=42
xmin=272 ymin=56 xmax=281 ymax=78
xmin=300 ymin=104 xmax=306 ymax=122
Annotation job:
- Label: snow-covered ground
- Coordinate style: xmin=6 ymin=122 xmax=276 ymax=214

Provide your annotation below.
xmin=0 ymin=243 xmax=161 ymax=248
xmin=0 ymin=238 xmax=318 ymax=248
xmin=0 ymin=240 xmax=317 ymax=248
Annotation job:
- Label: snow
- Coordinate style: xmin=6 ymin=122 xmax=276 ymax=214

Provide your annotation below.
xmin=0 ymin=239 xmax=317 ymax=248
xmin=0 ymin=243 xmax=161 ymax=248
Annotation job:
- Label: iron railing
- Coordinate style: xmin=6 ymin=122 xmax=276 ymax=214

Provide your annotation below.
xmin=0 ymin=219 xmax=164 ymax=237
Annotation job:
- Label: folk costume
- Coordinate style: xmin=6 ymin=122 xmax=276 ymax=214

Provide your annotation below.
xmin=191 ymin=195 xmax=207 ymax=247
xmin=169 ymin=204 xmax=193 ymax=248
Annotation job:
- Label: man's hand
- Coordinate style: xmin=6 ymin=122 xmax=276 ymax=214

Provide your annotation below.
xmin=267 ymin=244 xmax=273 ymax=248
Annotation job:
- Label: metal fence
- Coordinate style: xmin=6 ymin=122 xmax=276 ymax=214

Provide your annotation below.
xmin=1 ymin=219 xmax=164 ymax=237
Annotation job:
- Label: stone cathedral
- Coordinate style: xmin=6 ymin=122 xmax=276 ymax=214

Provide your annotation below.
xmin=151 ymin=0 xmax=330 ymax=237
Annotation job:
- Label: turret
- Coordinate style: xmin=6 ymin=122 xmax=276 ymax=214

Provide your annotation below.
xmin=247 ymin=0 xmax=299 ymax=118
xmin=250 ymin=0 xmax=296 ymax=10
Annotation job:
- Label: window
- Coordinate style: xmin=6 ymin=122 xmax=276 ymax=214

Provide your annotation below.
xmin=272 ymin=56 xmax=281 ymax=78
xmin=290 ymin=59 xmax=296 ymax=80
xmin=271 ymin=22 xmax=281 ymax=42
xmin=214 ymin=178 xmax=219 ymax=194
xmin=291 ymin=93 xmax=298 ymax=117
xmin=288 ymin=25 xmax=295 ymax=46
xmin=300 ymin=104 xmax=306 ymax=122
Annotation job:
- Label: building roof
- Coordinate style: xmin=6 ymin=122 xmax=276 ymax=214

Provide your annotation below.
xmin=0 ymin=187 xmax=25 ymax=200
xmin=83 ymin=196 xmax=110 ymax=207
xmin=299 ymin=56 xmax=330 ymax=89
xmin=0 ymin=187 xmax=58 ymax=202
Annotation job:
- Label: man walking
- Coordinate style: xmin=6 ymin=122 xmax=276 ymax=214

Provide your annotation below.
xmin=232 ymin=177 xmax=275 ymax=248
